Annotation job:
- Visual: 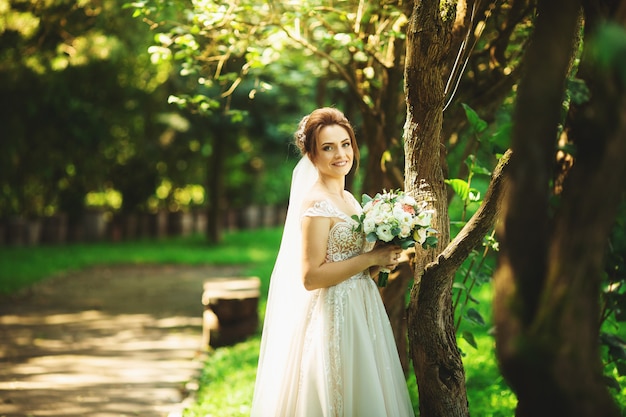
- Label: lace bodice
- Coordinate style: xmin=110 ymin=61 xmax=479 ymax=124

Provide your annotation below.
xmin=302 ymin=199 xmax=364 ymax=261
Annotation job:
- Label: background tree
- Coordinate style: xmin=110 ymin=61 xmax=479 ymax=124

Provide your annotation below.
xmin=0 ymin=0 xmax=176 ymax=241
xmin=133 ymin=0 xmax=410 ymax=241
xmin=493 ymin=0 xmax=626 ymax=416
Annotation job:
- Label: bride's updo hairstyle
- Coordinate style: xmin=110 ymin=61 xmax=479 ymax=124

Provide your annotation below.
xmin=294 ymin=107 xmax=360 ymax=171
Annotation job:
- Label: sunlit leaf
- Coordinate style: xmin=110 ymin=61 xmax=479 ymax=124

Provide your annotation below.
xmin=445 ymin=178 xmax=469 ymax=201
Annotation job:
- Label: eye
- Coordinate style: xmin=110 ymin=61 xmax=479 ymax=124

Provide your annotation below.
xmin=322 ymin=145 xmax=333 ymax=151
xmin=342 ymin=141 xmax=351 ymax=148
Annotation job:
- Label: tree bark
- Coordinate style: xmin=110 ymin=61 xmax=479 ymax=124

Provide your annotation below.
xmin=404 ymin=1 xmax=469 ymax=416
xmin=493 ymin=0 xmax=626 ymax=416
xmin=207 ymin=119 xmax=225 ymax=243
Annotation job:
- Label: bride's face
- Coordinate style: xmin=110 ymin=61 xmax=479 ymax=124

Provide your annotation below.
xmin=314 ymin=124 xmax=354 ymax=178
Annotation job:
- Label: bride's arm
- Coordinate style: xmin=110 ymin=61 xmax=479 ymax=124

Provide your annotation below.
xmin=301 ymin=216 xmax=399 ymax=291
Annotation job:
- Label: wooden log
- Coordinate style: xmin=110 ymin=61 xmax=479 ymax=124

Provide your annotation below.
xmin=201 ymin=277 xmax=261 ymax=348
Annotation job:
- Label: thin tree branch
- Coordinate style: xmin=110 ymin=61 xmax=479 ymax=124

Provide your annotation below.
xmin=426 ymin=148 xmax=512 ymax=278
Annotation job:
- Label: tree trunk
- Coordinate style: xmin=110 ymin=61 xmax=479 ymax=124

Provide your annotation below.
xmin=207 ymin=121 xmax=225 ymax=244
xmin=493 ymin=1 xmax=625 ymax=416
xmin=361 ymin=111 xmax=394 ymax=193
xmin=404 ymin=1 xmax=469 ymax=416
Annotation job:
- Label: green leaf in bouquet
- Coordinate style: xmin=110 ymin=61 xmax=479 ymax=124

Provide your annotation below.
xmin=366 ymin=232 xmax=378 ymax=242
xmin=361 ymin=193 xmax=373 ymax=205
xmin=400 ymin=239 xmax=415 ymax=250
xmin=351 ymin=214 xmax=363 ymax=232
xmin=423 ymin=235 xmax=438 ymax=249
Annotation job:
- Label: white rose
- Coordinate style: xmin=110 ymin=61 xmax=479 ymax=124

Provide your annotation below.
xmin=414 ymin=210 xmax=433 ymax=227
xmin=376 ymin=224 xmax=394 ymax=242
xmin=363 ymin=218 xmax=376 ymax=234
xmin=393 ymin=207 xmax=412 ymax=224
xmin=399 ymin=223 xmax=412 ymax=238
xmin=373 ymin=211 xmax=387 ymax=224
xmin=393 ymin=211 xmax=413 ymax=238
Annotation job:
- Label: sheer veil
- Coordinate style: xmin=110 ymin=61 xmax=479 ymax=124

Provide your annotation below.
xmin=251 ymin=156 xmax=318 ymax=416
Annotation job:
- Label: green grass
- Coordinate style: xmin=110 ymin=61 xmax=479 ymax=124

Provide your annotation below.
xmin=185 ymin=337 xmax=261 ymax=417
xmin=0 ymin=229 xmax=281 ymax=295
xmin=458 ymin=284 xmax=518 ymax=416
xmin=1 ymin=229 xmax=624 ymax=416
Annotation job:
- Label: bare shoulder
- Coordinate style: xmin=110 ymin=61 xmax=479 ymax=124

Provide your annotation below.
xmin=341 ymin=190 xmax=362 ymax=211
xmin=301 ymin=186 xmax=331 ymax=211
xmin=343 ymin=190 xmax=359 ymax=203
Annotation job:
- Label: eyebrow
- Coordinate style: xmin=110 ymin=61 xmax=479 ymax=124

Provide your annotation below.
xmin=321 ymin=137 xmax=351 ymax=146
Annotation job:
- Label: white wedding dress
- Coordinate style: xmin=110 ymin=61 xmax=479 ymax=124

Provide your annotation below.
xmin=251 ymin=187 xmax=415 ymax=417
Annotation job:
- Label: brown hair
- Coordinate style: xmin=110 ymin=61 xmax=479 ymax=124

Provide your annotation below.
xmin=294 ymin=107 xmax=360 ymax=171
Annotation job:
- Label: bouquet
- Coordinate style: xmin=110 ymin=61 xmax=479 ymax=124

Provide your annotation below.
xmin=352 ymin=190 xmax=438 ymax=287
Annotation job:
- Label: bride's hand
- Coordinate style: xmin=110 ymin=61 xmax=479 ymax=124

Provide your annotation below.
xmin=370 ymin=244 xmax=402 ymax=270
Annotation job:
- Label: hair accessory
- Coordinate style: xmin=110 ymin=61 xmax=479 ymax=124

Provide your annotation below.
xmin=295 ymin=115 xmax=310 ymax=145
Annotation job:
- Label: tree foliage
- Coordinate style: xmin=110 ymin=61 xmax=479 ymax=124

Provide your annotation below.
xmin=0 ymin=0 xmax=174 ymax=223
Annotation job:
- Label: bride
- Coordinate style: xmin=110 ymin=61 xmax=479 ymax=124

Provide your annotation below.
xmin=251 ymin=107 xmax=415 ymax=417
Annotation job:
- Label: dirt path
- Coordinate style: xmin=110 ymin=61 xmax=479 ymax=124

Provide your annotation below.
xmin=0 ymin=264 xmax=244 ymax=417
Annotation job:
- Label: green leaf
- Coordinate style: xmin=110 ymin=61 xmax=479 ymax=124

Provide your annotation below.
xmin=444 ymin=178 xmax=469 ymax=201
xmin=351 ymin=215 xmax=362 ymax=232
xmin=465 ymin=308 xmax=485 ymax=326
xmin=400 ymin=239 xmax=415 ymax=250
xmin=470 ymin=159 xmax=492 ymax=176
xmin=461 ymin=103 xmax=488 ymax=134
xmin=462 ymin=331 xmax=478 ymax=349
xmin=423 ymin=235 xmax=438 ymax=248
xmin=603 ymin=375 xmax=622 ymax=391
xmin=366 ymin=232 xmax=378 ymax=243
xmin=489 ymin=122 xmax=512 ymax=150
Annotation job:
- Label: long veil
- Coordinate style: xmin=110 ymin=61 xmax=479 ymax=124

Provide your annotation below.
xmin=251 ymin=156 xmax=318 ymax=416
